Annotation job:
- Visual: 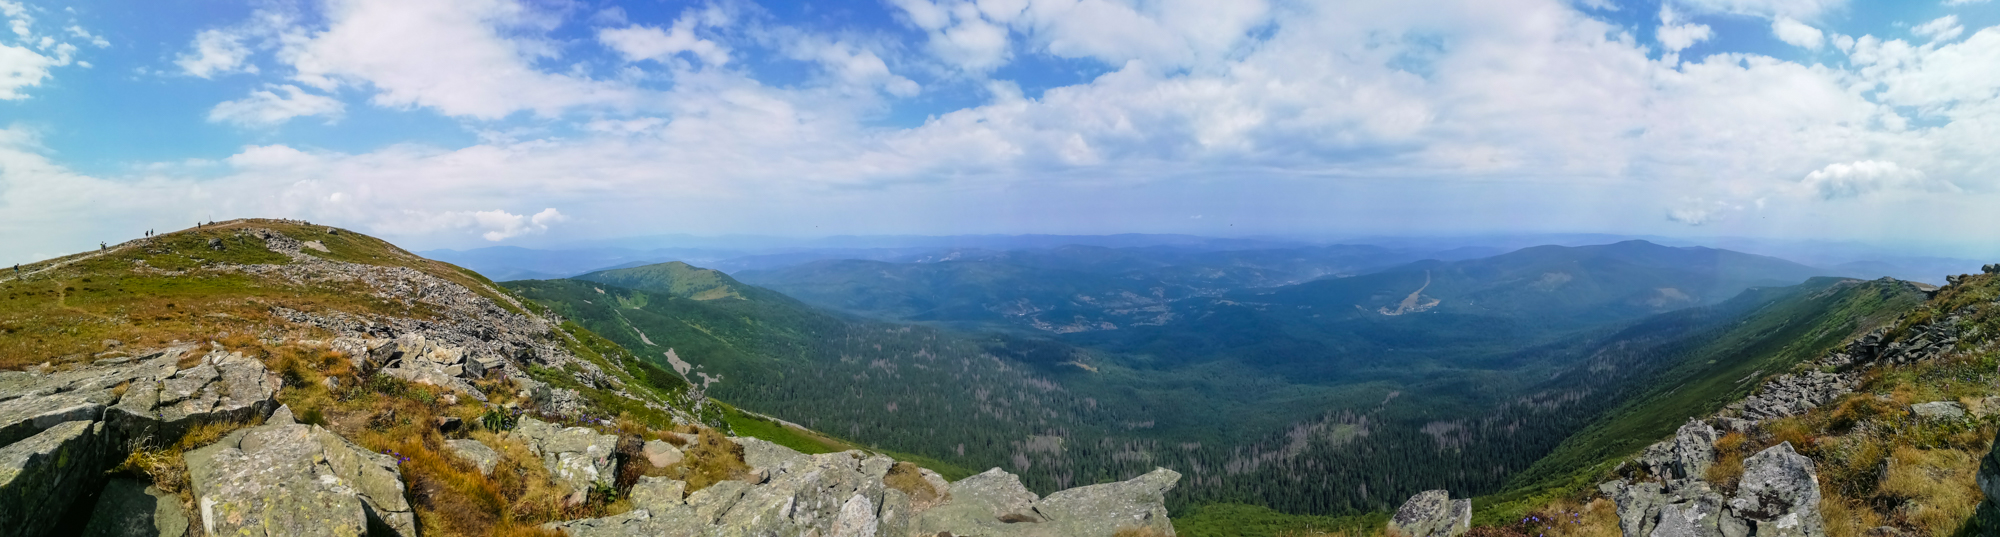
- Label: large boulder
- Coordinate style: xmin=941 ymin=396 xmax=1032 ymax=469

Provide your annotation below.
xmin=551 ymin=458 xmax=1181 ymax=537
xmin=1728 ymin=442 xmax=1823 ymax=537
xmin=1033 ymin=468 xmax=1179 ymax=536
xmin=912 ymin=468 xmax=1046 ymax=533
xmin=712 ymin=451 xmax=897 ymax=535
xmin=514 ymin=417 xmax=619 ymax=498
xmin=184 ymin=422 xmax=417 ymax=537
xmin=1602 ymin=480 xmax=1668 ymax=537
xmin=1387 ymin=489 xmax=1470 ymax=537
xmin=80 ymin=477 xmax=191 ymax=537
xmin=0 ymin=420 xmax=110 ymax=537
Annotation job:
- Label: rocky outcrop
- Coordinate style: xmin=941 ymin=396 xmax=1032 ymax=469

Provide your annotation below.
xmin=0 ymin=420 xmax=111 ymax=537
xmin=359 ymin=334 xmax=488 ymax=402
xmin=110 ymin=349 xmax=283 ymax=444
xmin=184 ymin=421 xmax=417 ymax=537
xmin=1731 ymin=370 xmax=1852 ymax=422
xmin=0 ymin=346 xmax=286 ymax=537
xmin=554 ymin=438 xmax=1181 ymax=537
xmin=1605 ymin=442 xmax=1825 ymax=537
xmin=515 ymin=417 xmax=619 ymax=500
xmin=1387 ymin=489 xmax=1470 ymax=537
xmin=1724 ymin=299 xmax=1969 ymax=428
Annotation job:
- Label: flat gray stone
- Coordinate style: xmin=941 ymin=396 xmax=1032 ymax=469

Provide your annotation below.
xmin=642 ymin=439 xmax=683 ymax=468
xmin=446 ymin=438 xmax=501 ymax=475
xmin=185 ymin=423 xmax=415 ymax=537
xmin=1911 ymin=401 xmax=1968 ymax=420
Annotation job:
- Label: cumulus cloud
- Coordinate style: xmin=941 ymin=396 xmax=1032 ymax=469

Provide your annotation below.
xmin=208 ymin=85 xmax=346 ymax=127
xmin=1772 ymin=17 xmax=1824 ymax=49
xmin=1799 ymin=161 xmax=1957 ymax=200
xmin=0 ymin=43 xmax=50 ymax=99
xmin=597 ymin=10 xmax=731 ymax=66
xmin=15 ymin=0 xmax=2000 ymax=260
xmin=1912 ymin=15 xmax=1964 ymax=43
xmin=458 ymin=208 xmax=567 ymax=241
xmin=885 ymin=0 xmax=1272 ymax=73
xmin=1657 ymin=6 xmax=1714 ymax=52
xmin=285 ymin=0 xmax=636 ymax=119
xmin=1675 ymin=0 xmax=1843 ymax=19
xmin=0 ymin=0 xmax=96 ymax=99
xmin=176 ymin=28 xmax=255 ymax=77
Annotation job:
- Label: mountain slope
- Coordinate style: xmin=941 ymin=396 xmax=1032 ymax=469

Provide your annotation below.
xmin=516 ymin=256 xmax=1923 ymax=534
xmin=574 ymin=260 xmax=763 ymax=301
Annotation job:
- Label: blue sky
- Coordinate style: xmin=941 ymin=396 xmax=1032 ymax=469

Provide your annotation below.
xmin=2 ymin=0 xmax=1999 ymax=263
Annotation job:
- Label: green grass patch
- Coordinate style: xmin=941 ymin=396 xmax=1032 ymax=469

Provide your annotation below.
xmin=1172 ymin=503 xmax=1388 ymax=537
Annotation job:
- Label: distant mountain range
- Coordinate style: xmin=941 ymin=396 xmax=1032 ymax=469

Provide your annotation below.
xmin=503 ymin=238 xmax=1932 ymax=519
xmin=424 ymin=233 xmax=1990 ymax=286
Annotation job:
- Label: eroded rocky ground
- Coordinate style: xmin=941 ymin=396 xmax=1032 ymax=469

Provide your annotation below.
xmin=0 ymin=221 xmax=1182 ymax=537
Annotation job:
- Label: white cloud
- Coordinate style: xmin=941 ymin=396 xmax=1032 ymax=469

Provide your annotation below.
xmin=176 ymin=28 xmax=255 ymax=77
xmin=1657 ymin=6 xmax=1714 ymax=52
xmin=208 ymin=85 xmax=346 ymax=127
xmin=462 ymin=208 xmax=566 ymax=241
xmin=1772 ymin=17 xmax=1824 ymax=49
xmin=597 ymin=11 xmax=730 ymax=66
xmin=65 ymin=26 xmax=106 ymax=48
xmin=1912 ymin=15 xmax=1964 ymax=43
xmin=1799 ymin=161 xmax=1956 ymax=199
xmin=885 ymin=0 xmax=1272 ymax=73
xmin=1675 ymin=0 xmax=1843 ymax=19
xmin=778 ymin=35 xmax=921 ymax=97
xmin=1943 ymin=0 xmax=1988 ymax=5
xmin=284 ymin=0 xmax=637 ymax=119
xmin=0 ymin=43 xmax=50 ymax=99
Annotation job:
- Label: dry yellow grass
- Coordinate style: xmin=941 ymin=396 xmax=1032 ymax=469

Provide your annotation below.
xmin=657 ymin=426 xmax=752 ymax=492
xmin=1876 ymin=446 xmax=1982 ymax=536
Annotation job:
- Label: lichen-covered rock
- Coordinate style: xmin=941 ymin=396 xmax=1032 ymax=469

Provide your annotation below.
xmin=1034 ymin=467 xmax=1179 ymax=536
xmin=514 ymin=417 xmax=619 ymax=497
xmin=0 ymin=420 xmax=109 ymax=537
xmin=1387 ymin=489 xmax=1470 ymax=537
xmin=1639 ymin=420 xmax=1720 ymax=485
xmin=1647 ymin=490 xmax=1730 ymax=537
xmin=913 ymin=467 xmax=1045 ymax=534
xmin=1910 ymin=401 xmax=1967 ymax=421
xmin=1727 ymin=442 xmax=1823 ymax=537
xmin=1604 ymin=480 xmax=1668 ymax=537
xmin=80 ymin=477 xmax=190 ymax=537
xmin=628 ymin=476 xmax=686 ymax=510
xmin=714 ymin=451 xmax=896 ymax=535
xmin=642 ymin=439 xmax=683 ymax=468
xmin=446 ymin=438 xmax=501 ymax=475
xmin=735 ymin=436 xmax=806 ymax=472
xmin=184 ymin=422 xmax=416 ymax=537
xmin=110 ymin=350 xmax=281 ymax=444
xmin=551 ymin=461 xmax=1179 ymax=537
